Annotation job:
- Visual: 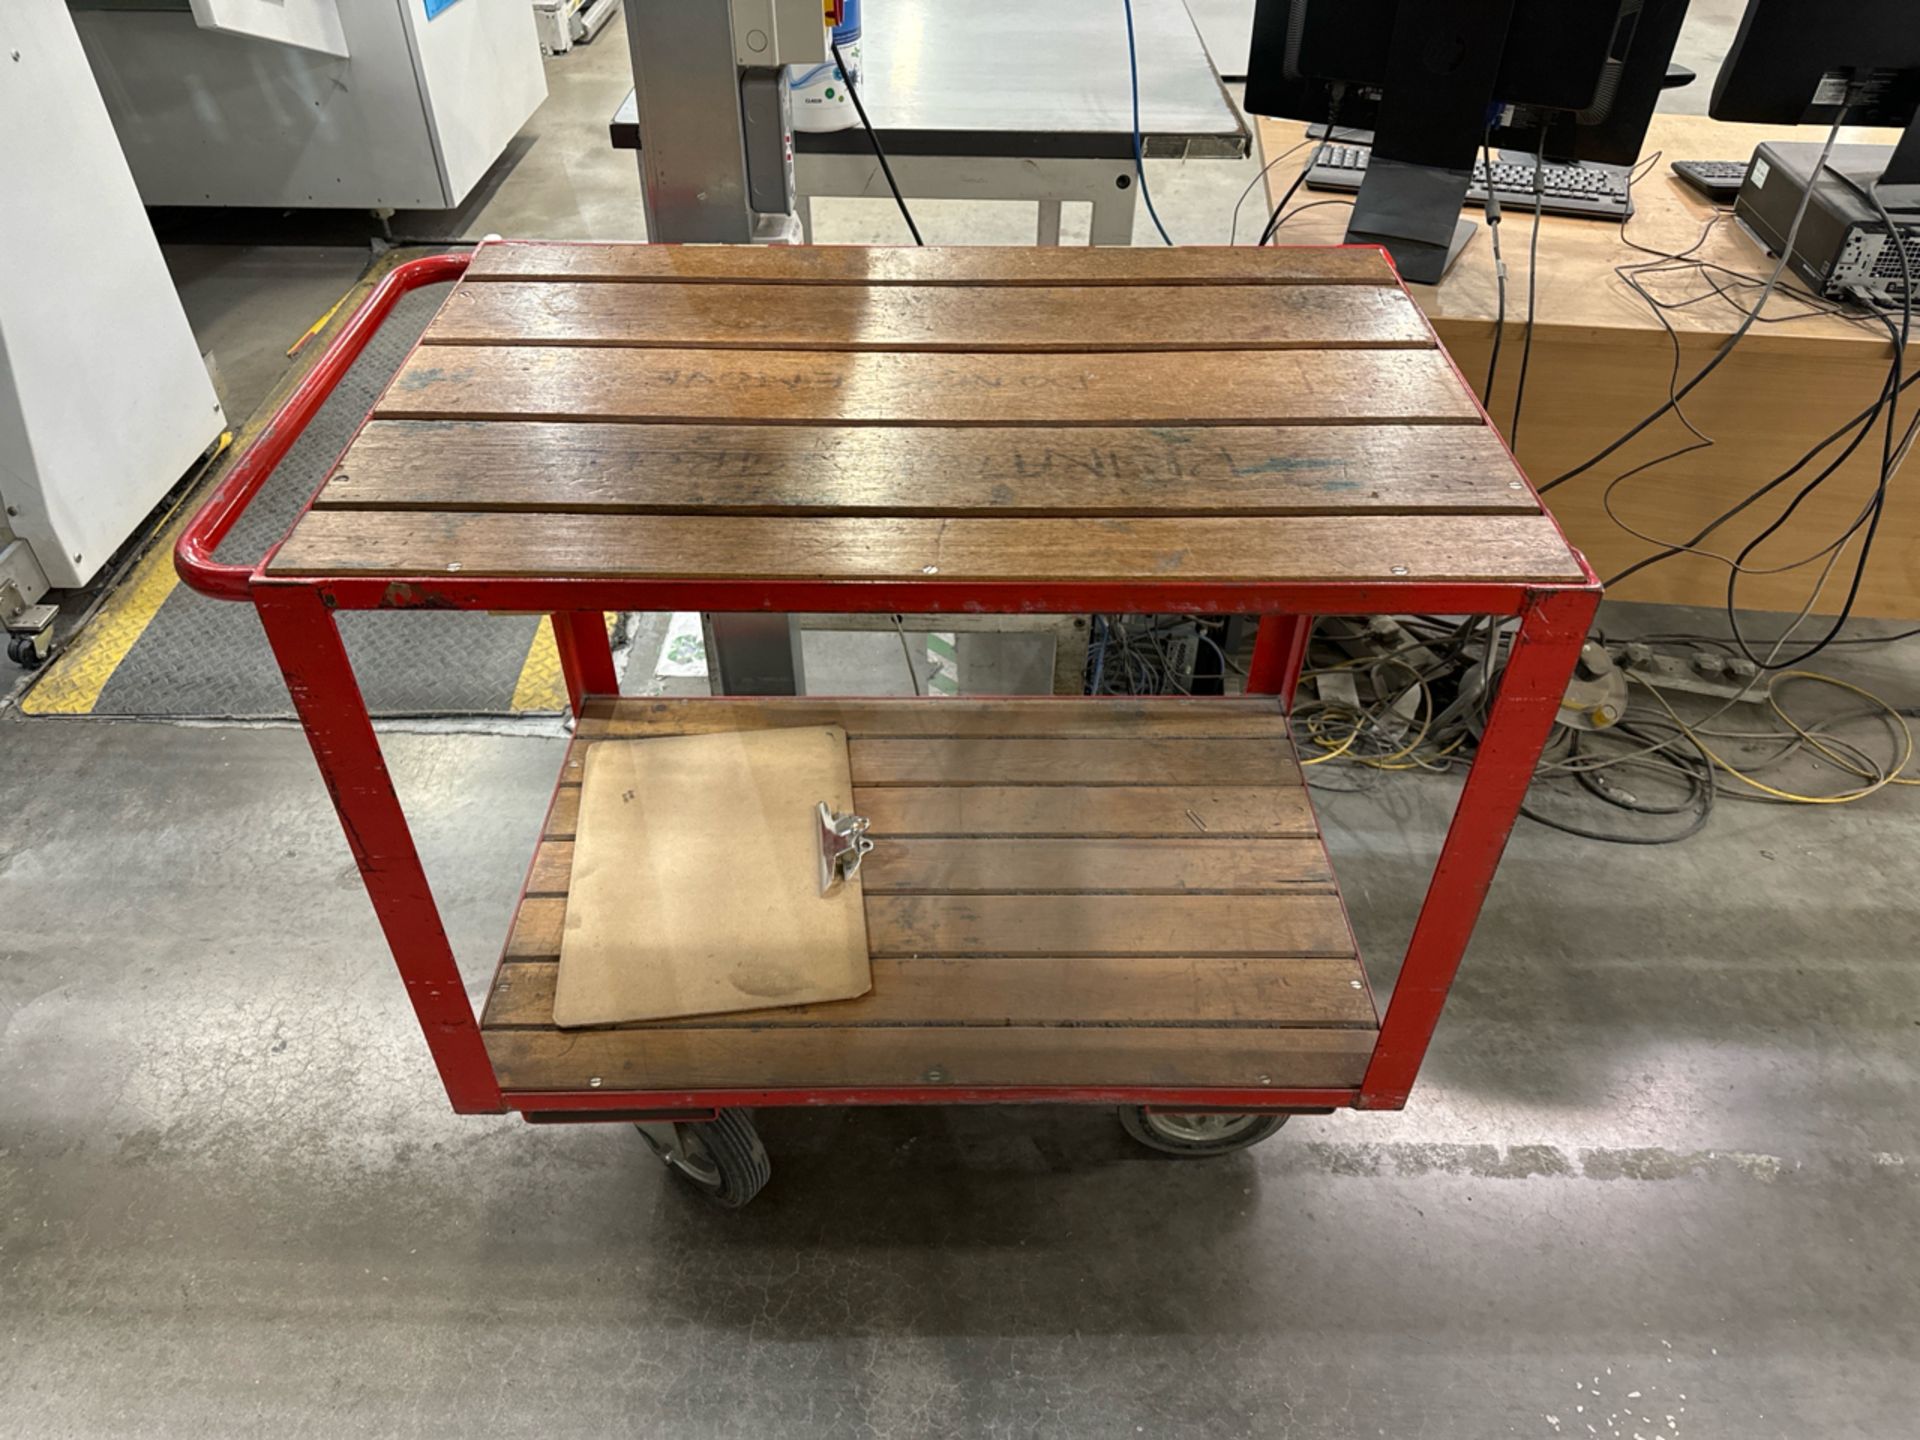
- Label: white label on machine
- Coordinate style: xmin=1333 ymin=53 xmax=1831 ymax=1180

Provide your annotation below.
xmin=1751 ymin=157 xmax=1771 ymax=190
xmin=1813 ymin=72 xmax=1851 ymax=107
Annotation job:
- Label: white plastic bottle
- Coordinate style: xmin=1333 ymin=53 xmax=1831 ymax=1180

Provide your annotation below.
xmin=790 ymin=0 xmax=863 ymax=133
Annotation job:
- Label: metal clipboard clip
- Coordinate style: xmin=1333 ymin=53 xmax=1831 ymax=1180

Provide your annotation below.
xmin=816 ymin=802 xmax=875 ymax=896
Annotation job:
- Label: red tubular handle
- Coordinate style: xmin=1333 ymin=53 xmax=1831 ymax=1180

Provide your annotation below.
xmin=174 ymin=251 xmax=472 ymax=601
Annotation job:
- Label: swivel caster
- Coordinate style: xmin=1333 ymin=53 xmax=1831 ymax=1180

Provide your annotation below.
xmin=7 ymin=632 xmax=50 ymax=669
xmin=636 ymin=1110 xmax=771 ymax=1208
xmin=1117 ymin=1108 xmax=1289 ymax=1157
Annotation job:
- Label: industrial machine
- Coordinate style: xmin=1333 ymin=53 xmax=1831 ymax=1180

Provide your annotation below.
xmin=533 ymin=0 xmax=619 ymax=56
xmin=619 ymin=0 xmax=835 ymax=689
xmin=622 ymin=0 xmax=833 ymax=245
xmin=65 ymin=0 xmax=547 ymax=211
xmin=1715 ymin=0 xmax=1920 ymax=305
xmin=2 ymin=0 xmax=226 ymax=666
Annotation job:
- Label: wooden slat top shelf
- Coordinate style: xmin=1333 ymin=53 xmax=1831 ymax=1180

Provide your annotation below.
xmin=269 ymin=241 xmax=1590 ymax=592
xmin=484 ymin=696 xmax=1377 ymax=1095
xmin=461 ymin=242 xmax=1401 ymax=286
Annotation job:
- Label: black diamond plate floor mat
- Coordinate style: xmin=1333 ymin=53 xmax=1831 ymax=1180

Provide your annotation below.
xmin=21 ymin=262 xmax=565 ymax=719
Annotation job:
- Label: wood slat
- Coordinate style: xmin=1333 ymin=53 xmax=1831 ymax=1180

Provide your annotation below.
xmin=848 ymin=737 xmax=1301 ymax=786
xmin=423 ymin=281 xmax=1433 ymax=352
xmin=867 ymin=894 xmax=1354 ymax=958
xmin=575 ymin=695 xmax=1289 ymax=738
xmin=503 ymin=892 xmax=1355 ymax=960
xmin=464 ymin=241 xmax=1400 ymax=287
xmin=319 ymin=422 xmax=1537 ymax=518
xmin=862 ymin=838 xmax=1333 ymax=893
xmin=483 ymin=1024 xmax=1374 ymax=1091
xmin=556 ymin=735 xmax=1301 ymax=786
xmin=483 ymin=957 xmax=1375 ymax=1029
xmin=269 ymin=511 xmax=1584 ymax=583
xmin=526 ymin=837 xmax=1332 ymax=896
xmin=853 ymin=786 xmax=1320 ymax=838
xmin=544 ymin=783 xmax=1322 ymax=840
xmin=507 ymin=897 xmax=571 ymax=958
xmin=370 ymin=347 xmax=1481 ymax=426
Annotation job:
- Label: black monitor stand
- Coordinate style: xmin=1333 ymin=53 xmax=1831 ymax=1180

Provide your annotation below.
xmin=1345 ymin=0 xmax=1518 ymax=284
xmin=1879 ymin=114 xmax=1920 ymax=208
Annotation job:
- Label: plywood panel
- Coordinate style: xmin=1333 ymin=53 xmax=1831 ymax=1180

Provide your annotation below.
xmin=554 ymin=728 xmax=869 ymax=1026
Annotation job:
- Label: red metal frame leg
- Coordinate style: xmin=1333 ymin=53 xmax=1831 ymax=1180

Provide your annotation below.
xmin=1247 ymin=615 xmax=1313 ymax=707
xmin=255 ymin=585 xmax=505 ymax=1115
xmin=1359 ymin=586 xmax=1599 ymax=1109
xmin=552 ymin=611 xmax=618 ymax=716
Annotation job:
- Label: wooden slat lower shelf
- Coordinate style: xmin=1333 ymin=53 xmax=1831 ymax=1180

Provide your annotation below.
xmin=486 ymin=958 xmax=1376 ymax=1030
xmin=484 ymin=696 xmax=1376 ymax=1095
xmin=485 ymin=1026 xmax=1375 ymax=1092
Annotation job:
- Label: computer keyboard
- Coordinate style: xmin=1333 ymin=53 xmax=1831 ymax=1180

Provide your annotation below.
xmin=1670 ymin=159 xmax=1749 ymax=203
xmin=1304 ymin=144 xmax=1634 ymax=221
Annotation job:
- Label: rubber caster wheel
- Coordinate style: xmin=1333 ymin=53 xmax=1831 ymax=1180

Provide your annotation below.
xmin=635 ymin=1110 xmax=771 ymax=1209
xmin=1117 ymin=1108 xmax=1289 ymax=1157
xmin=8 ymin=634 xmax=48 ymax=669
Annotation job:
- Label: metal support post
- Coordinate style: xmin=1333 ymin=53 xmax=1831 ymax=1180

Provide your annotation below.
xmin=623 ymin=0 xmax=758 ymax=243
xmin=552 ymin=611 xmax=618 ymax=715
xmin=704 ymin=613 xmax=807 ymax=695
xmin=1359 ymin=586 xmax=1599 ymax=1107
xmin=255 ymin=584 xmax=504 ymax=1115
xmin=1247 ymin=615 xmax=1314 ymax=708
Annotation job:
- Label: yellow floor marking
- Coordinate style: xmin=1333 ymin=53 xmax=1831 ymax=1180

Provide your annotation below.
xmin=510 ymin=613 xmax=620 ymax=712
xmin=510 ymin=616 xmax=567 ymax=712
xmin=22 ymin=436 xmax=232 ymax=715
xmin=22 ymin=252 xmax=454 ymax=716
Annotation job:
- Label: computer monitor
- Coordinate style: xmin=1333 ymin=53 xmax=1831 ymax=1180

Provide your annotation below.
xmin=1244 ymin=0 xmax=1690 ymax=282
xmin=1711 ymin=0 xmax=1920 ymax=190
xmin=1709 ymin=1 xmax=1920 ymax=303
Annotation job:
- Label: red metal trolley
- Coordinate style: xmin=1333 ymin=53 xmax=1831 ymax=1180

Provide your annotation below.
xmin=176 ymin=243 xmax=1597 ymax=1205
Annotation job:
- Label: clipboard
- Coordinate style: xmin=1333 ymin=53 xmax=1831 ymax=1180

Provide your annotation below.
xmin=553 ymin=725 xmax=874 ymax=1028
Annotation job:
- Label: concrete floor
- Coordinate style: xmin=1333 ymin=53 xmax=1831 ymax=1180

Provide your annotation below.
xmin=6 ymin=4 xmax=1920 ymax=1435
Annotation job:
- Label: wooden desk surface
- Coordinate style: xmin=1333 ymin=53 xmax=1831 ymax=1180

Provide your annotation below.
xmin=1258 ymin=113 xmax=1899 ymax=354
xmin=272 ymin=241 xmax=1584 ymax=590
xmin=1258 ymin=113 xmax=1920 ymax=619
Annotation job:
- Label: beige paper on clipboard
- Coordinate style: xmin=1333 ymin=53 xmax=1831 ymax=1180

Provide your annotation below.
xmin=552 ymin=726 xmax=873 ymax=1028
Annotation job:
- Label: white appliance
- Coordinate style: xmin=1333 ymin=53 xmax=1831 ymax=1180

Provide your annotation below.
xmin=68 ymin=0 xmax=549 ymax=210
xmin=1 ymin=0 xmax=226 ymax=657
xmin=533 ymin=0 xmax=618 ymax=56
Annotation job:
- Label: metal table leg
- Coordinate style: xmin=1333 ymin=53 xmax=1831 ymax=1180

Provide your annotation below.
xmin=1089 ymin=177 xmax=1141 ymax=245
xmin=703 ymin=613 xmax=807 ymax=695
xmin=1037 ymin=198 xmax=1063 ymax=245
xmin=1359 ymin=586 xmax=1599 ymax=1107
xmin=255 ymin=584 xmax=504 ymax=1115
